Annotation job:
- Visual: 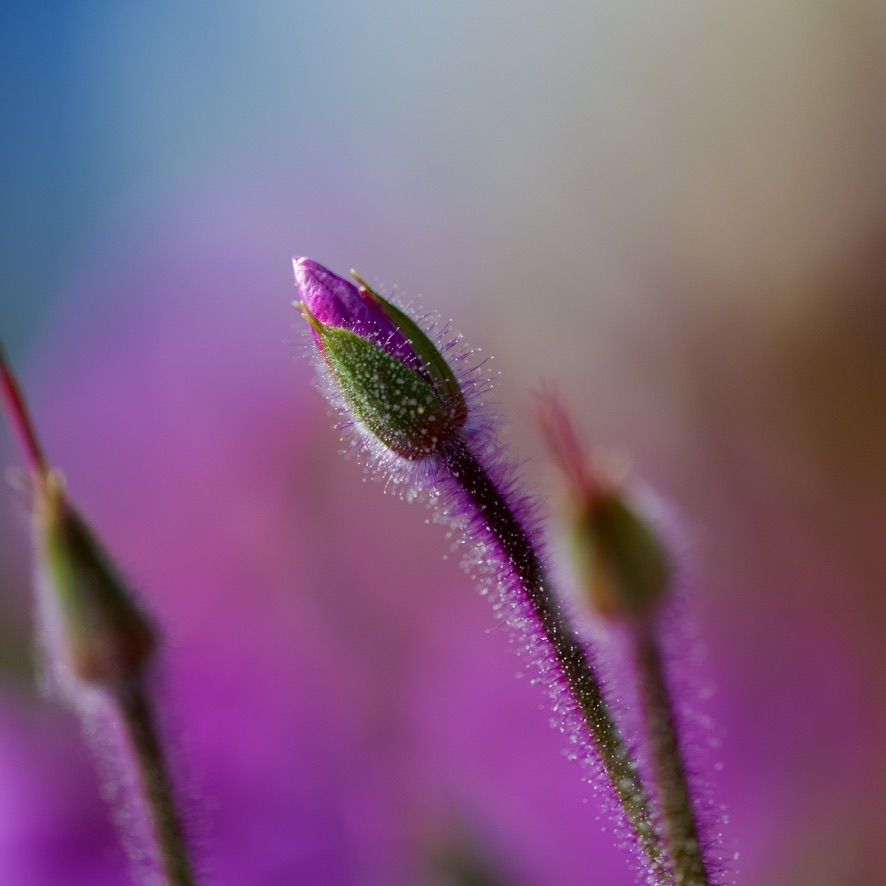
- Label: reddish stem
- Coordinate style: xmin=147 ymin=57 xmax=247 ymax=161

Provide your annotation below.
xmin=0 ymin=346 xmax=49 ymax=476
xmin=535 ymin=387 xmax=601 ymax=504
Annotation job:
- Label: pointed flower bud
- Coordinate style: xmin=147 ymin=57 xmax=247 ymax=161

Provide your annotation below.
xmin=0 ymin=349 xmax=156 ymax=691
xmin=293 ymin=257 xmax=467 ymax=460
xmin=570 ymin=488 xmax=671 ymax=621
xmin=34 ymin=473 xmax=157 ymax=687
xmin=538 ymin=391 xmax=671 ymax=621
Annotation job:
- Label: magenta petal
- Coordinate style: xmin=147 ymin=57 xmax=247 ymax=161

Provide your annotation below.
xmin=292 ymin=257 xmax=371 ymax=331
xmin=292 ymin=257 xmax=416 ymax=366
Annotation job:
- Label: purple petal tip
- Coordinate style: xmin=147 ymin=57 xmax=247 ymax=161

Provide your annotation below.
xmin=292 ymin=258 xmax=415 ymax=363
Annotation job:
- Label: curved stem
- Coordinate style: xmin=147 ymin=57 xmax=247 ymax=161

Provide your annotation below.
xmin=441 ymin=441 xmax=665 ymax=880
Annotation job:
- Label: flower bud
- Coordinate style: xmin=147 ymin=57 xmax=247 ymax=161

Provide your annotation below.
xmin=567 ymin=488 xmax=671 ymax=621
xmin=1 ymin=350 xmax=156 ymax=689
xmin=538 ymin=392 xmax=671 ymax=621
xmin=293 ymin=258 xmax=467 ymax=459
xmin=34 ymin=473 xmax=157 ymax=687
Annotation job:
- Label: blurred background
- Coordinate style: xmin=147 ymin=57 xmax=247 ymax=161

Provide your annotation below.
xmin=1 ymin=1 xmax=886 ymax=883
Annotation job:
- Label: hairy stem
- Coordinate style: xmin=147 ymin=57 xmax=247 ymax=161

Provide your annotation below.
xmin=116 ymin=680 xmax=196 ymax=886
xmin=441 ymin=441 xmax=665 ymax=879
xmin=634 ymin=627 xmax=709 ymax=885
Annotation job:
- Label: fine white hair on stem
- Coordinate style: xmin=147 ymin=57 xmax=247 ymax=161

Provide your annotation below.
xmin=296 ymin=267 xmax=669 ymax=882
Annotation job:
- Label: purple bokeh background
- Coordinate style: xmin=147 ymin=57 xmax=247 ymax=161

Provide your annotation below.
xmin=2 ymin=3 xmax=886 ymax=884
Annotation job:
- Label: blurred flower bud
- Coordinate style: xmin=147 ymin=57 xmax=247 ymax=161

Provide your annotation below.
xmin=568 ymin=488 xmax=671 ymax=621
xmin=1 ymin=350 xmax=156 ymax=691
xmin=538 ymin=391 xmax=670 ymax=621
xmin=34 ymin=473 xmax=157 ymax=688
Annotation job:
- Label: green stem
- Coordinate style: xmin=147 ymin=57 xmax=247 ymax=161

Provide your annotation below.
xmin=634 ymin=626 xmax=709 ymax=885
xmin=442 ymin=441 xmax=666 ymax=881
xmin=116 ymin=680 xmax=197 ymax=886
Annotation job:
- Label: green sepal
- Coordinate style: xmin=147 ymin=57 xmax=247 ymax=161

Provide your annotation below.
xmin=352 ymin=273 xmax=468 ymax=427
xmin=37 ymin=476 xmax=156 ymax=685
xmin=320 ymin=324 xmax=460 ymax=459
xmin=571 ymin=491 xmax=670 ymax=621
